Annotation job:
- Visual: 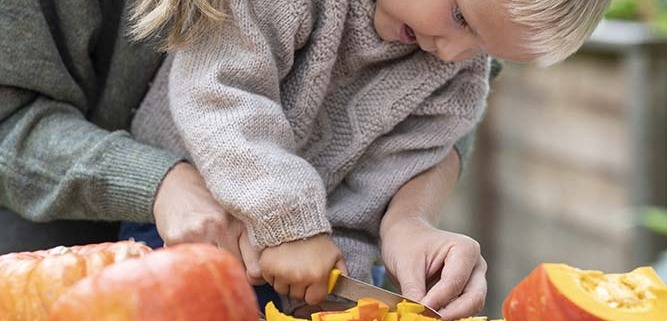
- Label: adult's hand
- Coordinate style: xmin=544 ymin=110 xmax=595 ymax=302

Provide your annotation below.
xmin=153 ymin=162 xmax=264 ymax=284
xmin=379 ymin=150 xmax=487 ymax=320
xmin=380 ymin=216 xmax=487 ymax=321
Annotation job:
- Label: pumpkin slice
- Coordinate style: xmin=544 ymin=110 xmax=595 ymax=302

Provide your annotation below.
xmin=503 ymin=263 xmax=667 ymax=321
xmin=396 ymin=300 xmax=425 ymax=316
xmin=265 ymin=298 xmax=497 ymax=321
xmin=348 ymin=297 xmax=389 ymax=321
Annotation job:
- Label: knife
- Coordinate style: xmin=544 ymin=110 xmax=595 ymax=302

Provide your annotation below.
xmin=327 ymin=269 xmax=442 ymax=319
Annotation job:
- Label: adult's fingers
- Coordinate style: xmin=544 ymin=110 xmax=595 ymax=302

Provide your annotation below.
xmin=422 ymin=242 xmax=480 ymax=310
xmin=215 ymin=234 xmax=242 ymax=262
xmin=239 ymin=230 xmax=265 ymax=285
xmin=214 ymin=223 xmax=243 ymax=263
xmin=394 ymin=258 xmax=428 ymax=302
xmin=437 ymin=258 xmax=487 ymax=321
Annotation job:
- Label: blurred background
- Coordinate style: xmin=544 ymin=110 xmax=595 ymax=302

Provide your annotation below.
xmin=437 ymin=0 xmax=667 ymax=316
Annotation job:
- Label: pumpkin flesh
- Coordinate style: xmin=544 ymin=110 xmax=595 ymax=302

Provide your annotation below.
xmin=265 ymin=299 xmax=502 ymax=321
xmin=503 ymin=263 xmax=667 ymax=321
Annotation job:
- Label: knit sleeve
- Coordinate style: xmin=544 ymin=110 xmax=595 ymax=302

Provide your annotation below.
xmin=0 ymin=0 xmax=183 ymax=224
xmin=168 ymin=0 xmax=330 ymax=249
xmin=327 ymin=56 xmax=491 ymax=229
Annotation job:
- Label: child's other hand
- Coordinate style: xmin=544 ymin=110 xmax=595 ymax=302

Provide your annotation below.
xmin=153 ymin=162 xmax=264 ymax=285
xmin=380 ymin=217 xmax=487 ymax=321
xmin=259 ymin=234 xmax=347 ymax=305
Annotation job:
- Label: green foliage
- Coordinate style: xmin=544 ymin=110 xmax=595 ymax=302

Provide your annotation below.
xmin=605 ymin=0 xmax=667 ymax=36
xmin=606 ymin=0 xmax=641 ymax=20
xmin=656 ymin=10 xmax=667 ymax=35
xmin=641 ymin=207 xmax=667 ymax=236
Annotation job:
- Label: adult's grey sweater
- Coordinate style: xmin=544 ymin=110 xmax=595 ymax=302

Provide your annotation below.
xmin=0 ymin=0 xmax=183 ymax=253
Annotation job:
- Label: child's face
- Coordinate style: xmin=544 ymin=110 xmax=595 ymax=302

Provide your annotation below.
xmin=374 ymin=0 xmax=534 ymax=62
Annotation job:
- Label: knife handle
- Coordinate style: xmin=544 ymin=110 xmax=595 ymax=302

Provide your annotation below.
xmin=328 ymin=268 xmax=343 ymax=293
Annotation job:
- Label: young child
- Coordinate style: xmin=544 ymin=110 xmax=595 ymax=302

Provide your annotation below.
xmin=127 ymin=0 xmax=609 ymax=319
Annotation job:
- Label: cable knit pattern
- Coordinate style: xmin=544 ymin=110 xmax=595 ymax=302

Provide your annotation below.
xmin=132 ymin=0 xmax=490 ymax=282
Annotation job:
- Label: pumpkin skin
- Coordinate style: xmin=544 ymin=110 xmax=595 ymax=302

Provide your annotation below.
xmin=502 ymin=263 xmax=667 ymax=321
xmin=0 ymin=241 xmax=151 ymax=321
xmin=48 ymin=243 xmax=258 ymax=321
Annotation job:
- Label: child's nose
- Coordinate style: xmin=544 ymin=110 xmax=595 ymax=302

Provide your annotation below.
xmin=414 ymin=33 xmax=437 ymax=54
xmin=434 ymin=37 xmax=482 ymax=62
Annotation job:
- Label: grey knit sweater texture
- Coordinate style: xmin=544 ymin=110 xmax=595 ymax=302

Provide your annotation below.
xmin=0 ymin=0 xmax=182 ymax=230
xmin=133 ymin=0 xmax=490 ymax=280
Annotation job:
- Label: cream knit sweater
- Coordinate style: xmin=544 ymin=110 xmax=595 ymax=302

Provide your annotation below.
xmin=132 ymin=0 xmax=490 ymax=281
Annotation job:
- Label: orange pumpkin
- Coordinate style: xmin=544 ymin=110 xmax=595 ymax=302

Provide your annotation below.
xmin=502 ymin=263 xmax=667 ymax=321
xmin=0 ymin=241 xmax=151 ymax=321
xmin=47 ymin=243 xmax=258 ymax=321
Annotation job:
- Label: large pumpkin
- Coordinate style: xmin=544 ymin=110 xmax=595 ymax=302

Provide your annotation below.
xmin=502 ymin=263 xmax=667 ymax=321
xmin=47 ymin=243 xmax=258 ymax=321
xmin=0 ymin=241 xmax=151 ymax=321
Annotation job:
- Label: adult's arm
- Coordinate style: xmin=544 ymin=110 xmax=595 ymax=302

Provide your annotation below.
xmin=334 ymin=56 xmax=490 ymax=320
xmin=380 ymin=148 xmax=488 ymax=321
xmin=377 ymin=59 xmax=502 ymax=321
xmin=0 ymin=1 xmax=182 ymax=223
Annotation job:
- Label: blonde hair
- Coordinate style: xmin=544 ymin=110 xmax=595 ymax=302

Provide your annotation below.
xmin=505 ymin=0 xmax=611 ymax=66
xmin=129 ymin=0 xmax=228 ymax=51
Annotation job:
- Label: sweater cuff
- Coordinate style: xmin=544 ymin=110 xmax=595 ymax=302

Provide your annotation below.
xmin=244 ymin=193 xmax=332 ymax=249
xmin=94 ymin=132 xmax=184 ymax=223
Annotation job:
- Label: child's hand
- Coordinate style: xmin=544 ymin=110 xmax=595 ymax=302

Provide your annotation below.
xmin=380 ymin=217 xmax=487 ymax=321
xmin=259 ymin=234 xmax=347 ymax=305
xmin=153 ymin=162 xmax=263 ymax=285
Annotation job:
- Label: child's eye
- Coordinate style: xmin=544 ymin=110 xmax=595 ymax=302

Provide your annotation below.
xmin=452 ymin=4 xmax=468 ymax=28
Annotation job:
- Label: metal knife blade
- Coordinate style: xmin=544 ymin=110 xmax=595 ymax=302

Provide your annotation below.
xmin=328 ymin=270 xmax=442 ymax=319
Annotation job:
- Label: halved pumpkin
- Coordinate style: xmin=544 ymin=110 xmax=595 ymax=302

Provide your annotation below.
xmin=503 ymin=263 xmax=667 ymax=321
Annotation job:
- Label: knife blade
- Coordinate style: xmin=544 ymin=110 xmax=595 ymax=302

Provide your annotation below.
xmin=327 ymin=269 xmax=442 ymax=319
